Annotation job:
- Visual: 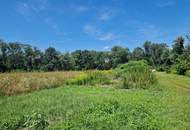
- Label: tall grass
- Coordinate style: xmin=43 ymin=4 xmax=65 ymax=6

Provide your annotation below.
xmin=65 ymin=70 xmax=113 ymax=86
xmin=115 ymin=61 xmax=157 ymax=89
xmin=0 ymin=71 xmax=81 ymax=95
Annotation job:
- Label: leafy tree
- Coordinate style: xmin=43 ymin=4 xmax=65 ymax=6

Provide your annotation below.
xmin=32 ymin=47 xmax=44 ymax=70
xmin=71 ymin=50 xmax=95 ymax=70
xmin=172 ymin=36 xmax=184 ymax=60
xmin=131 ymin=47 xmax=144 ymax=61
xmin=0 ymin=40 xmax=8 ymax=72
xmin=93 ymin=51 xmax=112 ymax=70
xmin=59 ymin=53 xmax=74 ymax=70
xmin=42 ymin=47 xmax=60 ymax=71
xmin=143 ymin=41 xmax=170 ymax=69
xmin=0 ymin=35 xmax=189 ymax=74
xmin=111 ymin=46 xmax=130 ymax=68
xmin=24 ymin=45 xmax=35 ymax=71
xmin=7 ymin=42 xmax=25 ymax=71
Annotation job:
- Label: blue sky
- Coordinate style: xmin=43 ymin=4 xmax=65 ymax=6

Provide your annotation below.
xmin=0 ymin=0 xmax=190 ymax=51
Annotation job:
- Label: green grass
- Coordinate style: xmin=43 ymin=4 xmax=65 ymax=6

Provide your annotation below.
xmin=0 ymin=72 xmax=190 ymax=129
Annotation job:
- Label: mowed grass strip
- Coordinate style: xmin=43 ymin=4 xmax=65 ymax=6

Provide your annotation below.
xmin=0 ymin=71 xmax=81 ymax=95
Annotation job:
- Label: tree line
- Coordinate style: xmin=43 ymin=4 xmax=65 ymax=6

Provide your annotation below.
xmin=0 ymin=35 xmax=190 ymax=74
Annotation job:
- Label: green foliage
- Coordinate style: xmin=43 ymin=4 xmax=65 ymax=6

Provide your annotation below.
xmin=172 ymin=36 xmax=185 ymax=56
xmin=170 ymin=53 xmax=190 ymax=75
xmin=111 ymin=46 xmax=130 ymax=68
xmin=0 ymin=111 xmax=48 ymax=130
xmin=115 ymin=61 xmax=157 ymax=89
xmin=131 ymin=47 xmax=144 ymax=61
xmin=0 ymin=118 xmax=25 ymax=130
xmin=24 ymin=112 xmax=49 ymax=130
xmin=0 ymin=35 xmax=189 ymax=78
xmin=57 ymin=100 xmax=165 ymax=130
xmin=185 ymin=70 xmax=190 ymax=77
xmin=172 ymin=63 xmax=187 ymax=75
xmin=143 ymin=41 xmax=171 ymax=68
xmin=65 ymin=70 xmax=112 ymax=86
xmin=1 ymin=72 xmax=190 ymax=129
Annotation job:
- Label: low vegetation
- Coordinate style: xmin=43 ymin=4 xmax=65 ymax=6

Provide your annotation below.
xmin=0 ymin=61 xmax=158 ymax=96
xmin=0 ymin=71 xmax=80 ymax=95
xmin=114 ymin=61 xmax=157 ymax=89
xmin=65 ymin=70 xmax=113 ymax=86
xmin=0 ymin=73 xmax=190 ymax=130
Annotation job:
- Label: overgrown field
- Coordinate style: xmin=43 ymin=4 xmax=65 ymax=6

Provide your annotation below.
xmin=0 ymin=72 xmax=190 ymax=130
xmin=0 ymin=71 xmax=81 ymax=95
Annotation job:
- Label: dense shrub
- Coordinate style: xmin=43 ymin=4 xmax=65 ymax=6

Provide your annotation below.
xmin=170 ymin=62 xmax=190 ymax=76
xmin=114 ymin=61 xmax=157 ymax=89
xmin=173 ymin=63 xmax=187 ymax=75
xmin=65 ymin=70 xmax=112 ymax=86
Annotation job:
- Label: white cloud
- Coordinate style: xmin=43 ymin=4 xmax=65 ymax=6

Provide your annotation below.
xmin=76 ymin=5 xmax=89 ymax=12
xmin=83 ymin=24 xmax=94 ymax=34
xmin=83 ymin=24 xmax=116 ymax=41
xmin=98 ymin=9 xmax=114 ymax=21
xmin=16 ymin=0 xmax=49 ymax=17
xmin=17 ymin=2 xmax=31 ymax=16
xmin=103 ymin=46 xmax=110 ymax=50
xmin=98 ymin=33 xmax=115 ymax=41
xmin=67 ymin=4 xmax=89 ymax=13
xmin=44 ymin=18 xmax=64 ymax=36
xmin=157 ymin=1 xmax=175 ymax=7
xmin=136 ymin=23 xmax=165 ymax=42
xmin=99 ymin=12 xmax=111 ymax=21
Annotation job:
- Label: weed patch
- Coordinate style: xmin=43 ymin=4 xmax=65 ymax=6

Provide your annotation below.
xmin=65 ymin=70 xmax=112 ymax=86
xmin=114 ymin=61 xmax=157 ymax=89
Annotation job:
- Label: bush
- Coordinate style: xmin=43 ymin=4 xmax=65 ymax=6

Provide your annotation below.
xmin=65 ymin=70 xmax=112 ymax=86
xmin=170 ymin=59 xmax=190 ymax=76
xmin=114 ymin=61 xmax=157 ymax=89
xmin=173 ymin=63 xmax=187 ymax=75
xmin=186 ymin=70 xmax=190 ymax=77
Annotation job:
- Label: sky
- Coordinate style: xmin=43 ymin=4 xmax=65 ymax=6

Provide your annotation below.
xmin=0 ymin=0 xmax=190 ymax=52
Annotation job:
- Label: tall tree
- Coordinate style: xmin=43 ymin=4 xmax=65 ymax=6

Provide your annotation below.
xmin=93 ymin=51 xmax=112 ymax=70
xmin=59 ymin=53 xmax=74 ymax=70
xmin=172 ymin=36 xmax=184 ymax=55
xmin=111 ymin=46 xmax=130 ymax=68
xmin=143 ymin=41 xmax=170 ymax=68
xmin=0 ymin=40 xmax=8 ymax=72
xmin=42 ymin=47 xmax=60 ymax=71
xmin=131 ymin=47 xmax=144 ymax=61
xmin=7 ymin=42 xmax=25 ymax=70
xmin=24 ymin=45 xmax=35 ymax=71
xmin=71 ymin=50 xmax=95 ymax=70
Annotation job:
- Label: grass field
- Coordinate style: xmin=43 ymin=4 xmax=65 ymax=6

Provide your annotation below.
xmin=0 ymin=71 xmax=81 ymax=95
xmin=0 ymin=72 xmax=190 ymax=129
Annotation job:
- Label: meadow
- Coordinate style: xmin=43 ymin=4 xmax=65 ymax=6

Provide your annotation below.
xmin=0 ymin=69 xmax=190 ymax=129
xmin=0 ymin=71 xmax=81 ymax=95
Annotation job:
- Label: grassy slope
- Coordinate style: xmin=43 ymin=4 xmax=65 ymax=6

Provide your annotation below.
xmin=0 ymin=72 xmax=190 ymax=129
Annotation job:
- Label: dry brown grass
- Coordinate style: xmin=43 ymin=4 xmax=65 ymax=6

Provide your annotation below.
xmin=0 ymin=71 xmax=81 ymax=95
